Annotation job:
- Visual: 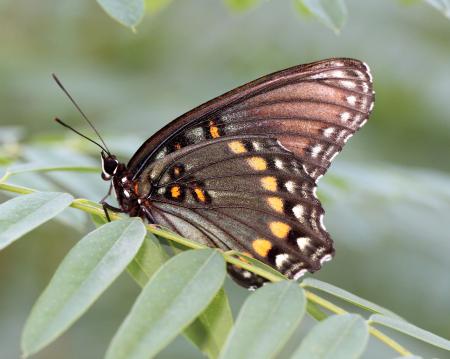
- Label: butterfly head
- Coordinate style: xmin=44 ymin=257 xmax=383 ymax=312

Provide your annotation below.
xmin=101 ymin=151 xmax=120 ymax=181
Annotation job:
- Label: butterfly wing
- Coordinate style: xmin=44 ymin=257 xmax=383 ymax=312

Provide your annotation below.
xmin=127 ymin=58 xmax=374 ymax=182
xmin=139 ymin=136 xmax=333 ymax=285
xmin=127 ymin=58 xmax=374 ymax=287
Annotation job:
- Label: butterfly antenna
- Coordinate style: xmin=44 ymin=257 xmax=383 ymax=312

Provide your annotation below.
xmin=52 ymin=73 xmax=111 ymax=154
xmin=55 ymin=117 xmax=109 ymax=154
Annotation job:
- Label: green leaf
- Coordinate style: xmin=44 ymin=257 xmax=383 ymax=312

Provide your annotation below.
xmin=184 ymin=288 xmax=233 ymax=359
xmin=370 ymin=314 xmax=450 ymax=350
xmin=300 ymin=0 xmax=347 ymax=33
xmin=302 ymin=278 xmax=403 ymax=319
xmin=126 ymin=233 xmax=233 ymax=358
xmin=292 ymin=314 xmax=369 ymax=359
xmin=127 ymin=233 xmax=169 ymax=287
xmin=105 ymin=249 xmax=226 ymax=359
xmin=224 ymin=0 xmax=262 ymax=12
xmin=146 ymin=0 xmax=172 ymax=14
xmin=0 ymin=192 xmax=73 ymax=250
xmin=424 ymin=0 xmax=450 ymax=18
xmin=219 ymin=281 xmax=306 ymax=359
xmin=21 ymin=218 xmax=146 ymax=357
xmin=96 ymin=0 xmax=145 ymax=28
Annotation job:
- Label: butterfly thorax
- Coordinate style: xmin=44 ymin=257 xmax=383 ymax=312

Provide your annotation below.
xmin=100 ymin=152 xmax=152 ymax=218
xmin=111 ymin=165 xmax=153 ymax=218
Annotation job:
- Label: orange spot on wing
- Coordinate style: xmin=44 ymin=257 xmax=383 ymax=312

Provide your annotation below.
xmin=171 ymin=186 xmax=181 ymax=198
xmin=228 ymin=141 xmax=247 ymax=154
xmin=194 ymin=187 xmax=206 ymax=202
xmin=269 ymin=221 xmax=291 ymax=239
xmin=261 ymin=176 xmax=277 ymax=191
xmin=252 ymin=239 xmax=272 ymax=257
xmin=210 ymin=126 xmax=220 ymax=138
xmin=267 ymin=197 xmax=284 ymax=213
xmin=209 ymin=120 xmax=220 ymax=138
xmin=248 ymin=157 xmax=267 ymax=171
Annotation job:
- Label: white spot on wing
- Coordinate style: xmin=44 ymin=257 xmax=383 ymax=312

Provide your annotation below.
xmin=340 ymin=112 xmax=351 ymax=122
xmin=319 ymin=214 xmax=326 ymax=230
xmin=285 ymin=181 xmax=296 ymax=193
xmin=332 ymin=70 xmax=345 ymax=78
xmin=311 ymin=144 xmax=322 ymax=158
xmin=320 ymin=254 xmax=333 ymax=265
xmin=341 ymin=80 xmax=356 ymax=89
xmin=293 ymin=269 xmax=307 ymax=280
xmin=275 ymin=159 xmax=283 ymax=169
xmin=309 ymin=72 xmax=327 ymax=80
xmin=123 ymin=190 xmax=130 ymax=198
xmin=297 ymin=237 xmax=310 ymax=251
xmin=346 ymin=95 xmax=357 ymax=106
xmin=292 ymin=204 xmax=304 ymax=219
xmin=343 ymin=134 xmax=353 ymax=143
xmin=323 ymin=127 xmax=335 ymax=138
xmin=275 ymin=254 xmax=289 ymax=269
xmin=252 ymin=141 xmax=261 ymax=151
xmin=329 ymin=151 xmax=339 ymax=162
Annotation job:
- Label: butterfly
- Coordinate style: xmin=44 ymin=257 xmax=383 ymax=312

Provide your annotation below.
xmin=54 ymin=58 xmax=374 ymax=289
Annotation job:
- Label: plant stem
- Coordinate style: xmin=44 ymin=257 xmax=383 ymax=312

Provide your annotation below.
xmin=369 ymin=326 xmax=411 ymax=356
xmin=0 ymin=181 xmax=413 ymax=356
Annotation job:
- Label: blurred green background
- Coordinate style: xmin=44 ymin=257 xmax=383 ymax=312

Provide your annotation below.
xmin=1 ymin=1 xmax=449 ymax=358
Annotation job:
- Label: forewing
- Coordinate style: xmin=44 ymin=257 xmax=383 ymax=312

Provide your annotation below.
xmin=141 ymin=136 xmax=334 ymax=281
xmin=128 ymin=58 xmax=374 ymax=181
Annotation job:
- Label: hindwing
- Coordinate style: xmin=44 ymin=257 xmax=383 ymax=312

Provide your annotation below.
xmin=140 ymin=136 xmax=334 ymax=283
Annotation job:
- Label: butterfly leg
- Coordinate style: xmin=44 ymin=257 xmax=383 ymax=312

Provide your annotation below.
xmin=139 ymin=206 xmax=157 ymax=224
xmin=100 ymin=182 xmax=113 ymax=204
xmin=101 ymin=202 xmax=124 ymax=222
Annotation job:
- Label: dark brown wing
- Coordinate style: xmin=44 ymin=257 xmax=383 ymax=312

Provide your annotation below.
xmin=128 ymin=58 xmax=374 ymax=182
xmin=139 ymin=136 xmax=334 ymax=283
